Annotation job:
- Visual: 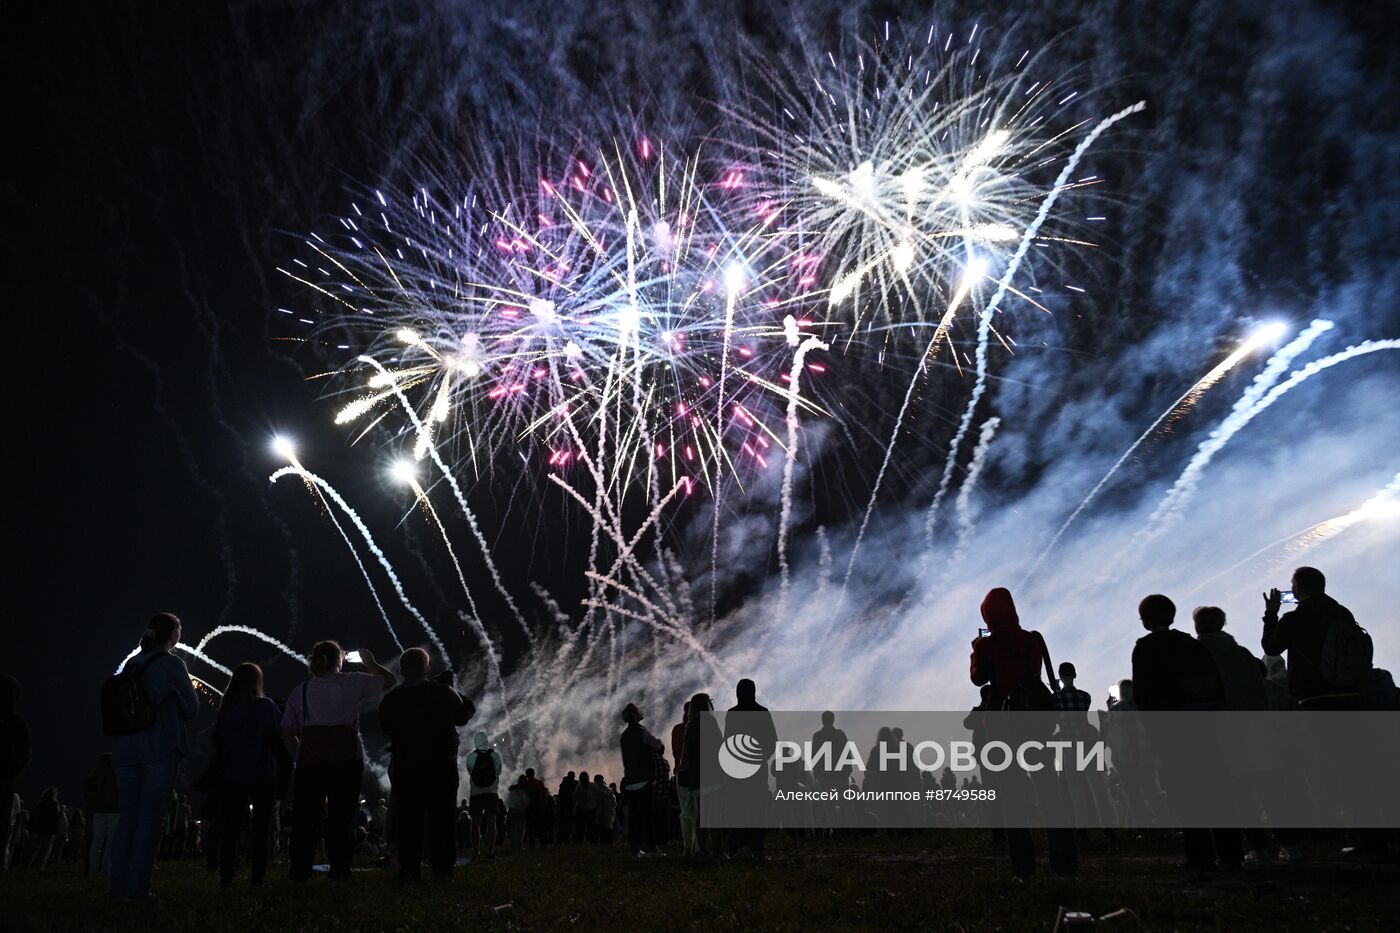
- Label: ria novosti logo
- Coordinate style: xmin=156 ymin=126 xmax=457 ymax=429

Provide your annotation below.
xmin=717 ymin=733 xmax=767 ymax=779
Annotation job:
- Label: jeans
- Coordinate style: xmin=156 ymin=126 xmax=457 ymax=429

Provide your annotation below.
xmin=678 ymin=785 xmax=699 ymax=854
xmin=390 ymin=761 xmax=458 ymax=878
xmin=89 ymin=812 xmax=119 ymax=874
xmin=290 ymin=760 xmax=363 ymax=880
xmin=220 ymin=781 xmax=275 ymax=885
xmin=111 ymin=758 xmax=180 ymax=897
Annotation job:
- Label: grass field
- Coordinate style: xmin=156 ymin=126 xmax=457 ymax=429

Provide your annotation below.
xmin=6 ymin=831 xmax=1398 ymax=932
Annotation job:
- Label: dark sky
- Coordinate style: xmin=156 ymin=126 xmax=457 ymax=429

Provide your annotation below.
xmin=8 ymin=1 xmax=1399 ymax=801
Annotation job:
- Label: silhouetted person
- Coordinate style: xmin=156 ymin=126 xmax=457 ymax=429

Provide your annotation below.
xmin=1262 ymin=567 xmax=1366 ymax=709
xmin=0 ymin=674 xmax=30 ymax=872
xmin=681 ymin=693 xmax=721 ymax=856
xmin=109 ymin=613 xmax=198 ymax=900
xmin=465 ymin=731 xmax=503 ymax=858
xmin=620 ymin=702 xmax=664 ymax=856
xmin=281 ymin=640 xmax=396 ymax=882
xmin=378 ymin=648 xmax=473 ymax=880
xmin=27 ymin=787 xmax=61 ymax=868
xmin=1193 ymin=607 xmax=1266 ymax=710
xmin=1132 ymin=595 xmax=1224 ymax=713
xmin=556 ymin=772 xmax=576 ymax=844
xmin=970 ymin=587 xmax=1077 ymax=878
xmin=810 ymin=711 xmax=851 ymax=792
xmin=1132 ymin=594 xmax=1238 ymax=869
xmin=726 ymin=678 xmax=776 ymax=860
xmin=85 ymin=753 xmax=120 ymax=875
xmin=593 ymin=774 xmax=617 ymax=843
xmin=214 ymin=662 xmax=280 ymax=887
xmin=573 ymin=769 xmax=595 ymax=843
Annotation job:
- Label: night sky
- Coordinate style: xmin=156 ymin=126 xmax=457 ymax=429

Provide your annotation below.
xmin=9 ymin=1 xmax=1399 ymax=802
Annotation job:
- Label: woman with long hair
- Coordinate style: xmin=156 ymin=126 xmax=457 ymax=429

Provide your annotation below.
xmin=681 ymin=692 xmax=722 ymax=857
xmin=213 ymin=663 xmax=280 ymax=887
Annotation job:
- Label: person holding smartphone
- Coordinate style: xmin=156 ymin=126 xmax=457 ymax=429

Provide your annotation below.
xmin=1262 ymin=567 xmax=1365 ymax=709
xmin=280 ymin=641 xmax=396 ymax=882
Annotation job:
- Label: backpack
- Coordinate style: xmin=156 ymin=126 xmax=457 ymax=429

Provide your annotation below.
xmin=1360 ymin=668 xmax=1398 ymax=711
xmin=1318 ymin=616 xmax=1373 ymax=690
xmin=470 ymin=748 xmax=498 ymax=788
xmin=100 ymin=653 xmax=166 ymax=736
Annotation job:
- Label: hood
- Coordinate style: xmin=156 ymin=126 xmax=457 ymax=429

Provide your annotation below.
xmin=980 ymin=588 xmax=1021 ymax=634
xmin=472 ymin=731 xmax=489 ymax=750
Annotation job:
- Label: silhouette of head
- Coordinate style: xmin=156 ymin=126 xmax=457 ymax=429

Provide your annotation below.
xmin=526 ymin=768 xmax=535 ymax=779
xmin=567 ymin=771 xmax=575 ymax=779
xmin=682 ymin=700 xmax=691 ymax=721
xmin=736 ymin=678 xmax=757 ymax=703
xmin=1192 ymin=606 xmax=1226 ymax=635
xmin=1118 ymin=679 xmax=1135 ymax=702
xmin=594 ymin=774 xmax=605 ymax=785
xmin=1138 ymin=594 xmax=1175 ymax=631
xmin=1292 ymin=566 xmax=1325 ymax=601
xmin=309 ymin=640 xmax=344 ymax=676
xmin=473 ymin=730 xmax=489 ymax=750
xmin=141 ymin=612 xmax=182 ymax=652
xmin=980 ymin=588 xmax=1020 ymax=634
xmin=579 ymin=770 xmax=590 ymax=783
xmin=1059 ymin=662 xmax=1077 ymax=682
xmin=622 ymin=702 xmax=643 ymax=724
xmin=821 ymin=710 xmax=835 ymax=727
xmin=399 ymin=647 xmax=430 ymax=681
xmin=222 ymin=663 xmax=264 ymax=708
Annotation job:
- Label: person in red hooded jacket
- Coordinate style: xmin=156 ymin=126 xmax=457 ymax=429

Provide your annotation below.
xmin=969 ymin=587 xmax=1077 ymax=879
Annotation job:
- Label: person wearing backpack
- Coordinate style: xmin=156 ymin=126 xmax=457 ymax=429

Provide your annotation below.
xmin=969 ymin=587 xmax=1077 ymax=879
xmin=280 ymin=641 xmax=395 ymax=882
xmin=1262 ymin=567 xmax=1369 ymax=710
xmin=377 ymin=648 xmax=474 ymax=880
xmin=105 ymin=612 xmax=198 ymax=900
xmin=1263 ymin=568 xmax=1390 ymax=858
xmin=464 ymin=731 xmax=504 ymax=859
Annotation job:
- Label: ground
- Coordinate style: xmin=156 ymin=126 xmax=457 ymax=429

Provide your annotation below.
xmin=7 ymin=832 xmax=1399 ymax=932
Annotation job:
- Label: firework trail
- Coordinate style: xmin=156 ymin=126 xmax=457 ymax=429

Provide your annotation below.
xmin=394 ymin=461 xmax=514 ymax=730
xmin=711 ymin=272 xmax=742 ymax=623
xmin=1141 ymin=325 xmax=1382 ymax=537
xmin=846 ymin=100 xmax=1146 ymax=587
xmin=1186 ymin=471 xmax=1400 ymax=597
xmin=270 ymin=465 xmax=444 ymax=659
xmin=778 ymin=327 xmax=830 ymax=601
xmin=1021 ymin=321 xmax=1291 ymax=584
xmin=194 ymin=625 xmax=308 ymax=665
xmin=951 ymin=416 xmax=1001 ymax=566
xmin=925 ymin=100 xmax=1148 ymax=543
xmin=359 ymin=356 xmax=533 ymax=646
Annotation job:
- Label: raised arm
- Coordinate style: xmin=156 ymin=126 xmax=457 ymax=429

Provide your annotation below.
xmin=356 ymin=649 xmax=397 ymax=692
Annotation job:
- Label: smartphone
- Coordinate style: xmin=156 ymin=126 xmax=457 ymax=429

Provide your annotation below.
xmin=345 ymin=650 xmax=363 ymax=664
xmin=978 ymin=627 xmax=991 ymax=638
xmin=1279 ymin=591 xmax=1298 ymax=605
xmin=1108 ymin=683 xmax=1121 ymax=702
